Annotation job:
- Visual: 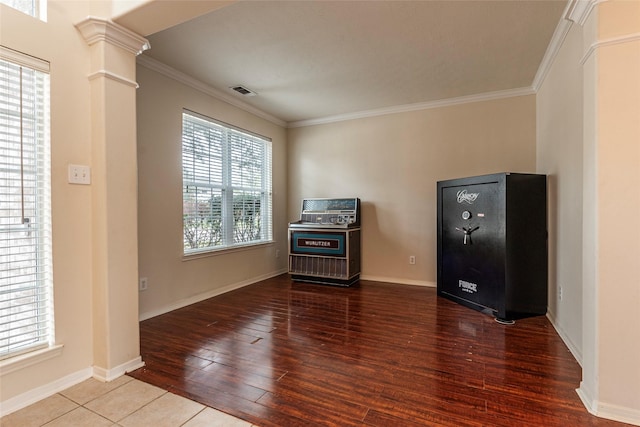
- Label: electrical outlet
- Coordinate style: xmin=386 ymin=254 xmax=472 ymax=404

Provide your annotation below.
xmin=68 ymin=164 xmax=91 ymax=185
xmin=409 ymin=255 xmax=416 ymax=265
xmin=139 ymin=277 xmax=148 ymax=291
xmin=558 ymin=286 xmax=563 ymax=301
xmin=276 ymin=249 xmax=280 ymax=258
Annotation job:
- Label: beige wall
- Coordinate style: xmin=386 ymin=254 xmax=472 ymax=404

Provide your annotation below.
xmin=287 ymin=96 xmax=537 ymax=285
xmin=536 ymin=23 xmax=584 ymax=360
xmin=0 ymin=0 xmax=95 ymax=403
xmin=136 ymin=64 xmax=288 ymax=320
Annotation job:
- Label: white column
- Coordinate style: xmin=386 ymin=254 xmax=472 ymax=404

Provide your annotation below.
xmin=576 ymin=0 xmax=640 ymax=424
xmin=76 ymin=17 xmax=150 ymax=380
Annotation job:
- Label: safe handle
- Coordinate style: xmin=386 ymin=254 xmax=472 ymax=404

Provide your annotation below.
xmin=455 ymin=225 xmax=479 ymax=245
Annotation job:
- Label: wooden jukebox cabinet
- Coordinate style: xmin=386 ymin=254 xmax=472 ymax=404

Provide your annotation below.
xmin=437 ymin=173 xmax=548 ymax=323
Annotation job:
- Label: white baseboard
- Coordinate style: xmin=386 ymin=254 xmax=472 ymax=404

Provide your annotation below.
xmin=139 ymin=269 xmax=288 ymax=321
xmin=578 ymin=384 xmax=640 ymax=426
xmin=360 ymin=275 xmax=436 ymax=288
xmin=596 ymin=402 xmax=640 ymax=426
xmin=93 ymin=356 xmax=145 ymax=382
xmin=577 ymin=381 xmax=597 ymax=415
xmin=0 ymin=356 xmax=146 ymax=417
xmin=545 ymin=310 xmax=583 ymax=365
xmin=138 ymin=271 xmax=434 ymax=322
xmin=0 ymin=367 xmax=93 ymax=417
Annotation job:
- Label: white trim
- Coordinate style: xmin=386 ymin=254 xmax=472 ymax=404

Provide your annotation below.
xmin=92 ymin=356 xmax=144 ymax=382
xmin=88 ymin=70 xmax=139 ymax=88
xmin=0 ymin=366 xmax=92 ymax=417
xmin=566 ymin=0 xmax=603 ymax=26
xmin=182 ymin=240 xmax=275 ymax=262
xmin=136 ymin=55 xmax=286 ymax=127
xmin=596 ymin=402 xmax=640 ymax=426
xmin=577 ymin=382 xmax=598 ymax=416
xmin=288 ymin=87 xmax=535 ymax=128
xmin=545 ymin=311 xmax=583 ymax=366
xmin=0 ymin=46 xmax=50 ymax=73
xmin=0 ymin=344 xmax=64 ymax=376
xmin=532 ymin=0 xmax=575 ymax=91
xmin=39 ymin=0 xmax=47 ymax=22
xmin=139 ymin=269 xmax=288 ymax=321
xmin=0 ymin=355 xmax=145 ymax=416
xmin=580 ymin=32 xmax=640 ymax=65
xmin=360 ymin=275 xmax=436 ymax=288
xmin=509 ymin=0 xmax=604 ymax=92
xmin=75 ymin=16 xmax=150 ymax=56
xmin=577 ymin=385 xmax=640 ymax=426
xmin=137 ymin=55 xmax=534 ymax=130
xmin=125 ymin=0 xmax=605 ymax=130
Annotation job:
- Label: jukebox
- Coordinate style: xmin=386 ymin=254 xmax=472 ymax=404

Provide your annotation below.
xmin=437 ymin=173 xmax=547 ymax=323
xmin=288 ymin=198 xmax=361 ymax=286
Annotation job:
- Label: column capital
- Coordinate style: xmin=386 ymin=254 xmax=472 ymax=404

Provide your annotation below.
xmin=76 ymin=16 xmax=150 ymax=56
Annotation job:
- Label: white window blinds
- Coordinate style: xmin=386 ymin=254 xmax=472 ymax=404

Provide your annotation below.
xmin=182 ymin=110 xmax=272 ymax=254
xmin=0 ymin=48 xmax=52 ymax=360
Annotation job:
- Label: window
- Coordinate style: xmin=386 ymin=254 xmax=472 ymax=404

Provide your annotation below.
xmin=0 ymin=0 xmax=47 ymax=21
xmin=182 ymin=110 xmax=272 ymax=255
xmin=0 ymin=48 xmax=52 ymax=360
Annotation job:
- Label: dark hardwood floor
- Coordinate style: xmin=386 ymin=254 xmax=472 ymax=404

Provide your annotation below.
xmin=129 ymin=274 xmax=629 ymax=426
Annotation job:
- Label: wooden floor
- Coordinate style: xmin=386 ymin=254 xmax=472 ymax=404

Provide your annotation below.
xmin=129 ymin=275 xmax=629 ymax=426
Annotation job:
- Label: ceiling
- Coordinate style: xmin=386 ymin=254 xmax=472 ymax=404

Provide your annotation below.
xmin=139 ymin=0 xmax=567 ymax=126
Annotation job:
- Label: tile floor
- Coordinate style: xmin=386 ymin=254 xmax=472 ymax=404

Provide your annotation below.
xmin=1 ymin=376 xmax=256 ymax=427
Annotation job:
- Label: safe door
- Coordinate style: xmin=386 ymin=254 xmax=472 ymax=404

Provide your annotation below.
xmin=438 ymin=181 xmax=505 ymax=314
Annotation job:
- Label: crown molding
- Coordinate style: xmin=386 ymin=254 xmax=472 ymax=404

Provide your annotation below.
xmin=566 ymin=0 xmax=603 ymax=26
xmin=75 ymin=1 xmax=606 ymax=130
xmin=532 ymin=0 xmax=602 ymax=92
xmin=287 ymin=87 xmax=535 ymax=128
xmin=75 ymin=16 xmax=150 ymax=56
xmin=532 ymin=0 xmax=577 ymax=92
xmin=136 ymin=55 xmax=286 ymax=127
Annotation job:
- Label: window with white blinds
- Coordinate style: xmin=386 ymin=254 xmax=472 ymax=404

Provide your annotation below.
xmin=182 ymin=110 xmax=272 ymax=254
xmin=0 ymin=49 xmax=53 ymax=360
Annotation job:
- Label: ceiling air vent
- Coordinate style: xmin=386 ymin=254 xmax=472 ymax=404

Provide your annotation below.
xmin=230 ymin=85 xmax=257 ymax=96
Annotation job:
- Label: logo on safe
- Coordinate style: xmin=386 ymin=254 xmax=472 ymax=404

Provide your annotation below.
xmin=459 ymin=280 xmax=478 ymax=294
xmin=456 ymin=190 xmax=479 ymax=204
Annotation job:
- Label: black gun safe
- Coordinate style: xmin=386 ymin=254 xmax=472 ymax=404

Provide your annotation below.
xmin=437 ymin=173 xmax=547 ymax=322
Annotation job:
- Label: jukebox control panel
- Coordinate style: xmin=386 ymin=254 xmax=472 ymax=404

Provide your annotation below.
xmin=292 ymin=198 xmax=361 ymax=228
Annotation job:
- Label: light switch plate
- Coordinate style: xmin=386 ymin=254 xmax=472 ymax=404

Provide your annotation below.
xmin=68 ymin=164 xmax=91 ymax=185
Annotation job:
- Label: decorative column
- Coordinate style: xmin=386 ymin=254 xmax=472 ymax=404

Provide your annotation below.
xmin=76 ymin=17 xmax=150 ymax=380
xmin=571 ymin=0 xmax=640 ymax=423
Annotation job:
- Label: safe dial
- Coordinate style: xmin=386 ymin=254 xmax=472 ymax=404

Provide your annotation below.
xmin=461 ymin=210 xmax=472 ymax=220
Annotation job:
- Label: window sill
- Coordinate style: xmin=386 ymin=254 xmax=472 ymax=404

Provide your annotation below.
xmin=182 ymin=240 xmax=275 ymax=261
xmin=0 ymin=344 xmax=64 ymax=376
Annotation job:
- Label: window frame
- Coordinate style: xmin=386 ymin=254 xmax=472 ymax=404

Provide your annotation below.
xmin=0 ymin=0 xmax=47 ymax=21
xmin=181 ymin=109 xmax=273 ymax=256
xmin=0 ymin=47 xmax=53 ymax=361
